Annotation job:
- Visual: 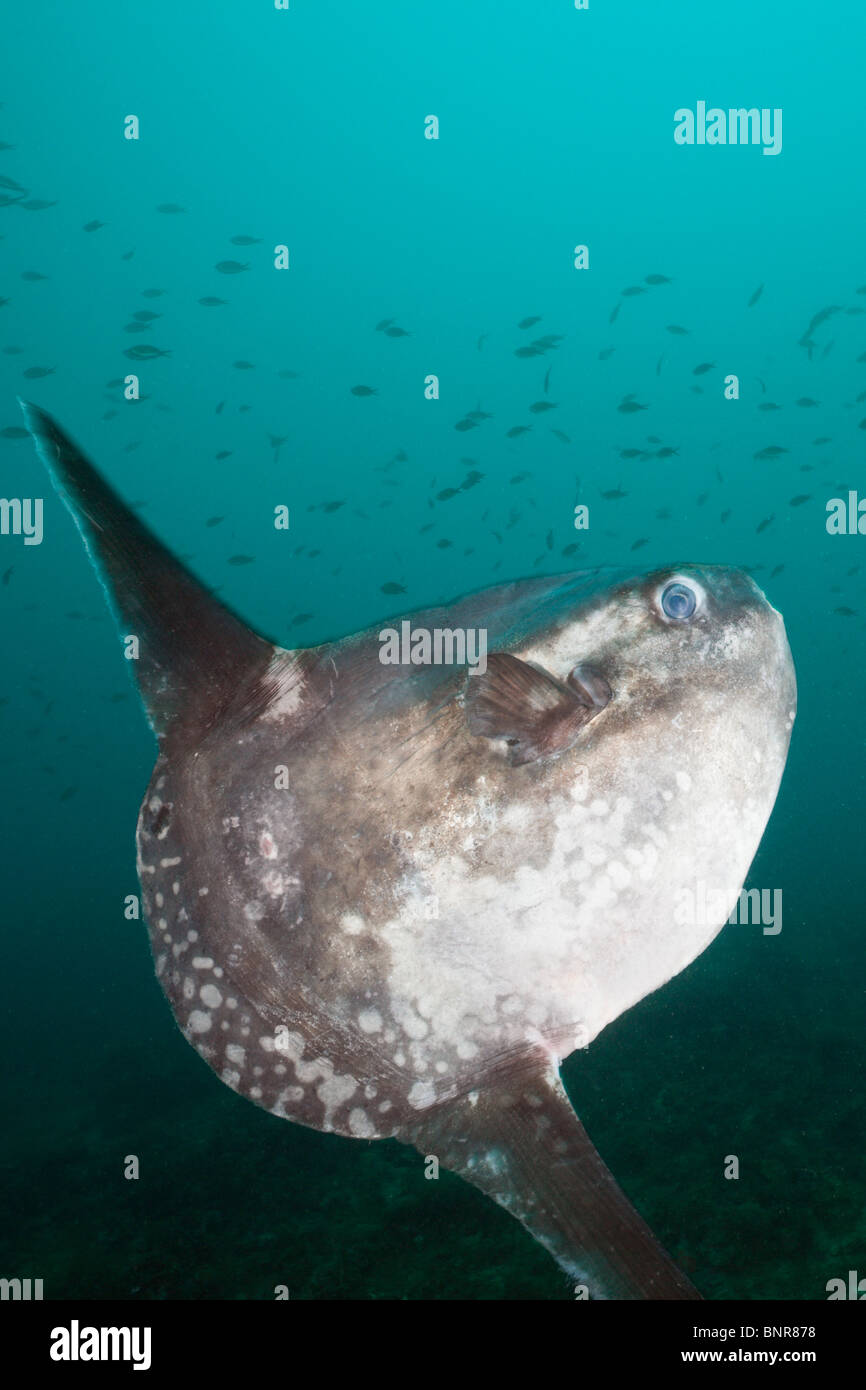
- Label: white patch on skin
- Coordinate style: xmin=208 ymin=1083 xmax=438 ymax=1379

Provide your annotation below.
xmin=186 ymin=930 xmax=198 ymax=942
xmin=183 ymin=978 xmax=195 ymax=1000
xmin=226 ymin=1043 xmax=246 ymax=1067
xmin=160 ymin=857 xmax=181 ymax=868
xmin=408 ymin=1080 xmax=436 ymax=1110
xmin=358 ymin=1009 xmax=383 ymax=1033
xmin=348 ymin=1108 xmax=376 ymax=1138
xmin=259 ymin=832 xmax=278 ymax=859
xmin=316 ymin=1074 xmax=357 ymax=1128
xmin=244 ymin=901 xmax=265 ymax=922
xmin=192 ymin=957 xmax=214 ymax=970
xmin=188 ymin=1011 xmax=212 ymax=1034
xmin=198 ymin=887 xmax=208 ymax=896
xmin=155 ymin=893 xmax=164 ymax=908
xmin=250 ymin=1086 xmax=262 ymax=1099
xmin=222 ymin=1068 xmax=240 ymax=1089
xmin=676 ymin=771 xmax=692 ymax=792
xmin=340 ymin=913 xmax=365 ymax=935
xmin=200 ymin=983 xmax=222 ymax=1009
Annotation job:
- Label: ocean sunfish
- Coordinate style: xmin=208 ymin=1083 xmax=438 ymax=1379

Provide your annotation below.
xmin=22 ymin=403 xmax=796 ymax=1300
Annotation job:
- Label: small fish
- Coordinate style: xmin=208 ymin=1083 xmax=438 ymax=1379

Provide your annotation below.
xmin=647 ymin=436 xmax=661 ymax=444
xmin=269 ymin=434 xmax=288 ymax=462
xmin=621 ymin=286 xmax=645 ymax=297
xmin=205 ymin=516 xmax=225 ymax=528
xmin=437 ymin=487 xmax=460 ymax=501
xmin=2 ymin=566 xmax=12 ymax=584
xmin=0 ymin=426 xmax=29 ymax=439
xmin=465 ymin=410 xmax=492 ymax=422
xmin=666 ymin=324 xmax=689 ymax=335
xmin=720 ymin=509 xmax=731 ymax=523
xmin=198 ymin=296 xmax=227 ymax=306
xmin=543 ymin=366 xmax=552 ymax=392
xmin=22 ymin=366 xmax=54 ymax=379
xmin=834 ymin=606 xmax=856 ymax=617
xmin=756 ymin=516 xmax=774 ymax=533
xmin=518 ymin=316 xmax=541 ymax=329
xmin=550 ymin=429 xmax=570 ymax=444
xmin=375 ymin=319 xmax=394 ymax=331
xmin=230 ymin=235 xmax=261 ymax=245
xmin=510 ymin=472 xmax=530 ymax=484
xmin=598 ymin=347 xmax=615 ymax=360
xmin=644 ymin=274 xmax=671 ymax=285
xmin=656 ymin=355 xmax=664 ymax=376
xmin=322 ymin=501 xmax=345 ymax=514
xmin=215 ymin=451 xmax=232 ymax=460
xmin=758 ymin=403 xmax=780 ymax=412
xmin=619 ymin=449 xmax=646 ymax=459
xmin=812 ymin=436 xmax=832 ymax=444
xmin=747 ymin=284 xmax=764 ymax=308
xmin=796 ymin=397 xmax=819 ymax=407
xmin=141 ymin=288 xmax=164 ymax=298
xmin=770 ymin=565 xmax=785 ymax=579
xmin=0 ymin=174 xmax=26 ymax=191
xmin=631 ymin=538 xmax=648 ymax=550
xmin=124 ymin=345 xmax=171 ymax=360
xmin=59 ymin=786 xmax=78 ymax=802
xmin=215 ymin=401 xmax=225 ymax=415
xmin=506 ymin=426 xmax=531 ymax=438
xmin=655 ymin=447 xmax=679 ymax=458
xmin=233 ymin=360 xmax=255 ymax=370
xmin=380 ymin=581 xmax=406 ymax=594
xmin=455 ymin=418 xmax=478 ymax=432
xmin=121 ymin=250 xmax=135 ymax=260
xmin=351 ymin=385 xmax=377 ymax=396
xmin=82 ymin=219 xmax=105 ymax=232
xmin=215 ymin=260 xmax=249 ymax=274
xmin=227 ymin=555 xmax=255 ymax=566
xmin=601 ymin=488 xmax=627 ymax=500
xmin=21 ymin=199 xmax=56 ymax=211
xmin=529 ymin=400 xmax=556 ymax=414
xmin=132 ymin=310 xmax=160 ymax=322
xmin=156 ymin=203 xmax=185 ymax=214
xmin=21 ymin=270 xmax=48 ymax=281
xmin=278 ymin=369 xmax=299 ymax=379
xmin=693 ymin=362 xmax=715 ymax=376
xmin=609 ymin=303 xmax=621 ymax=324
xmin=123 ymin=322 xmax=150 ymax=334
xmin=753 ymin=446 xmax=788 ymax=459
xmin=617 ymin=400 xmax=647 ymax=414
xmin=789 ymin=495 xmax=811 ymax=507
xmin=384 ymin=326 xmax=410 ymax=337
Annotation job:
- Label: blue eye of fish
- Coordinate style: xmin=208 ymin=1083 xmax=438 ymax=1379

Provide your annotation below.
xmin=660 ymin=581 xmax=697 ymax=620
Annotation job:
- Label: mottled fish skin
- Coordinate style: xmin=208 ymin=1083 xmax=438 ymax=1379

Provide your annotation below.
xmin=21 ymin=402 xmax=796 ymax=1300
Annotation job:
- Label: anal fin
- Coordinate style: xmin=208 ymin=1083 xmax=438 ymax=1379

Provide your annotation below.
xmin=405 ymin=1064 xmax=701 ymax=1300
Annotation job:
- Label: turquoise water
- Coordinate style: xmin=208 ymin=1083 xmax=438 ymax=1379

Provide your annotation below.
xmin=1 ymin=1 xmax=864 ymax=1299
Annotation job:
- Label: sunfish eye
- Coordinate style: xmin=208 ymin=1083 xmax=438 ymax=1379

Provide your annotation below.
xmin=660 ymin=580 xmax=697 ymax=621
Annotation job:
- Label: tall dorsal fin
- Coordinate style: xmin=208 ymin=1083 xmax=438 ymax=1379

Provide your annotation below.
xmin=20 ymin=401 xmax=275 ymax=739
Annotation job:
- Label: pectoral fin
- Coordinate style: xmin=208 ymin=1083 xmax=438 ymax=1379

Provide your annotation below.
xmin=466 ymin=652 xmax=610 ymax=765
